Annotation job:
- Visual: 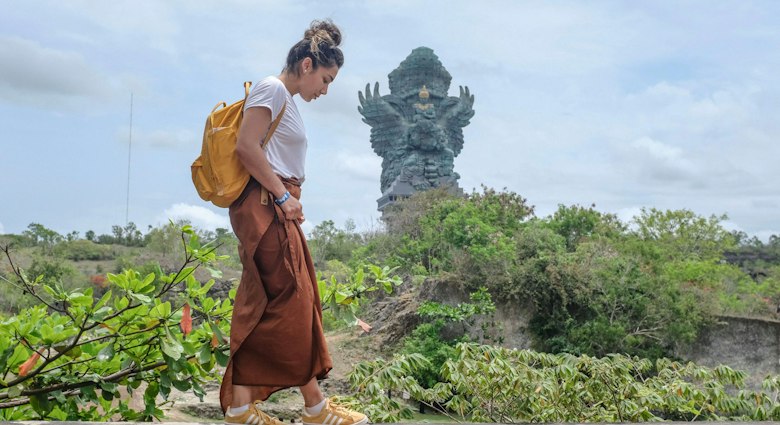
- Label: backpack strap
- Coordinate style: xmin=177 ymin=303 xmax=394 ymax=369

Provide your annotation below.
xmin=258 ymin=102 xmax=288 ymax=206
xmin=261 ymin=102 xmax=287 ymax=149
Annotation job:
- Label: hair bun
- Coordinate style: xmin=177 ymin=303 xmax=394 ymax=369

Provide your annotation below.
xmin=304 ymin=19 xmax=342 ymax=47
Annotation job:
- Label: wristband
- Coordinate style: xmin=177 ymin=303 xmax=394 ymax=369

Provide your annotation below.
xmin=274 ymin=191 xmax=291 ymax=206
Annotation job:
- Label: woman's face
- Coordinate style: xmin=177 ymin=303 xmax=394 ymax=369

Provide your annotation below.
xmin=299 ymin=63 xmax=339 ymax=102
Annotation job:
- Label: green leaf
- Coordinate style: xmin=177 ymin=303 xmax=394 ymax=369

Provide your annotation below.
xmin=68 ymin=292 xmax=93 ymax=307
xmin=210 ymin=319 xmax=227 ymax=345
xmin=149 ymin=301 xmax=172 ymax=319
xmin=382 ymin=280 xmax=393 ymax=294
xmin=335 ymin=289 xmax=350 ymax=304
xmin=129 ymin=293 xmax=152 ymax=304
xmin=317 ymin=279 xmax=326 ymax=300
xmin=207 ymin=267 xmax=223 ymax=278
xmin=192 ymin=380 xmax=206 ymax=401
xmin=144 ymin=381 xmax=159 ymax=402
xmin=172 ymin=378 xmax=191 ymax=391
xmin=161 ymin=337 xmax=183 ymax=361
xmin=0 ymin=347 xmax=14 ymax=371
xmin=80 ymin=384 xmax=97 ymax=402
xmin=100 ymin=381 xmax=118 ymax=394
xmin=97 ymin=343 xmax=115 ymax=362
xmin=95 ymin=289 xmax=113 ymax=310
xmin=51 ymin=390 xmax=67 ymax=404
xmin=198 ymin=344 xmax=212 ymax=365
xmin=215 ymin=348 xmax=229 ymax=367
xmin=353 ymin=267 xmax=365 ymax=286
xmin=138 ymin=273 xmax=156 ymax=293
xmin=30 ymin=393 xmax=53 ymax=417
xmin=8 ymin=385 xmax=22 ymax=398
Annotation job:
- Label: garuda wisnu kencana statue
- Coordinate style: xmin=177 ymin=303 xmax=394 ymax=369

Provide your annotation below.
xmin=358 ymin=47 xmax=475 ymax=198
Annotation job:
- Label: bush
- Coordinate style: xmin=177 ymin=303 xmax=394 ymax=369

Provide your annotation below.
xmin=52 ymin=240 xmax=117 ymax=261
xmin=0 ymin=227 xmax=230 ymax=421
xmin=347 ymin=342 xmax=780 ymax=423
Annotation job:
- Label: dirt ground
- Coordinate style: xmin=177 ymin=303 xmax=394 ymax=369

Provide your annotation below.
xmin=162 ymin=327 xmax=383 ymax=422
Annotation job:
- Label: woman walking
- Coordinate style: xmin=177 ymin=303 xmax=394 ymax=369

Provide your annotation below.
xmin=220 ymin=19 xmax=368 ymax=425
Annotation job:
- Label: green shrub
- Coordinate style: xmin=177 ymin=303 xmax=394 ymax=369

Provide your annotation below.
xmin=0 ymin=227 xmax=230 ymax=421
xmin=347 ymin=342 xmax=780 ymax=423
xmin=52 ymin=240 xmax=117 ymax=261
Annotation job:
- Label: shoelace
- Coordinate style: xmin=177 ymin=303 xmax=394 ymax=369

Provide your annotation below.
xmin=252 ymin=402 xmax=282 ymax=425
xmin=328 ymin=401 xmax=359 ymax=419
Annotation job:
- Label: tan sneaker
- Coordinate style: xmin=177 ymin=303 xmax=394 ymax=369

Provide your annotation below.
xmin=302 ymin=398 xmax=368 ymax=425
xmin=225 ymin=401 xmax=286 ymax=425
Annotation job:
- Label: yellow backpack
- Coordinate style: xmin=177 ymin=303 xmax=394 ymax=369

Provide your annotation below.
xmin=191 ymin=82 xmax=287 ymax=207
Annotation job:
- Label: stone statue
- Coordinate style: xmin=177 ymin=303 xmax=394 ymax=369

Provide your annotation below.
xmin=358 ymin=47 xmax=475 ymax=210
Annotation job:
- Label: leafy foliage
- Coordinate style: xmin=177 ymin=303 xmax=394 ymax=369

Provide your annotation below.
xmin=0 ymin=226 xmax=232 ymax=421
xmin=348 ymin=342 xmax=780 ymax=423
xmin=401 ymin=287 xmax=500 ymax=389
xmin=357 ymin=188 xmax=778 ymax=360
xmin=308 ymin=220 xmax=363 ymax=268
xmin=318 ymin=263 xmax=402 ymax=327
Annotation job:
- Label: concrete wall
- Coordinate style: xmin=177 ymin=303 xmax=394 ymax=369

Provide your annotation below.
xmin=675 ymin=315 xmax=780 ymax=388
xmin=410 ymin=279 xmax=780 ymax=388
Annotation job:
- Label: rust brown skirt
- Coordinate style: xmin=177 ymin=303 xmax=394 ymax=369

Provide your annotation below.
xmin=219 ymin=178 xmax=332 ymax=412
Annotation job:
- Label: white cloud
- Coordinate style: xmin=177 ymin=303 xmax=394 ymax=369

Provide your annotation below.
xmin=158 ymin=204 xmax=230 ymax=232
xmin=754 ymin=230 xmax=780 ymax=243
xmin=334 ymin=151 xmax=381 ymax=181
xmin=65 ymin=0 xmax=181 ymax=55
xmin=628 ymin=137 xmax=699 ymax=183
xmin=0 ymin=221 xmax=5 ymax=235
xmin=2 ymin=1 xmax=779 ymax=241
xmin=615 ymin=207 xmax=644 ymax=226
xmin=118 ymin=127 xmax=198 ymax=149
xmin=0 ymin=36 xmax=113 ymax=106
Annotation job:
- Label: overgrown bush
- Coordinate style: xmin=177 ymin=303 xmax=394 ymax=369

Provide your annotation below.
xmin=52 ymin=240 xmax=117 ymax=261
xmin=0 ymin=227 xmax=231 ymax=421
xmin=400 ymin=287 xmax=499 ymax=389
xmin=346 ymin=342 xmax=780 ymax=423
xmin=355 ymin=188 xmax=773 ymax=360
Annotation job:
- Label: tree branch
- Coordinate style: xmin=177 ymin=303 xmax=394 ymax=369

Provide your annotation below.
xmin=0 ymin=352 xmax=198 ymax=407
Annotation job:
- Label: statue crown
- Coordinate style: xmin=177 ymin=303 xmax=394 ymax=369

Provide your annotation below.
xmin=419 ymin=85 xmax=430 ymax=99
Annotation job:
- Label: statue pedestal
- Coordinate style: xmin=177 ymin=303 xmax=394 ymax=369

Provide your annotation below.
xmin=377 ymin=175 xmax=464 ymax=214
xmin=377 ymin=178 xmax=416 ymax=212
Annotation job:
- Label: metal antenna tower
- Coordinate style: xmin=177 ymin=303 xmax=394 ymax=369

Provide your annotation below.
xmin=125 ymin=92 xmax=133 ymax=225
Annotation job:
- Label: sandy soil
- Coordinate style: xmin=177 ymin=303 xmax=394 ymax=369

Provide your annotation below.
xmin=162 ymin=328 xmax=382 ymax=422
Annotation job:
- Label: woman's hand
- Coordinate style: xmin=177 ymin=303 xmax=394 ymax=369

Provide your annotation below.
xmin=280 ymin=196 xmax=304 ymax=222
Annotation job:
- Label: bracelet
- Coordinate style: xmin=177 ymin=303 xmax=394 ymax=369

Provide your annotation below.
xmin=274 ymin=191 xmax=291 ymax=205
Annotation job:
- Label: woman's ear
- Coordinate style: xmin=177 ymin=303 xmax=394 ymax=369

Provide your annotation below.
xmin=301 ymin=57 xmax=313 ymax=74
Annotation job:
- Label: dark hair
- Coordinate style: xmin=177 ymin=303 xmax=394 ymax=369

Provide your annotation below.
xmin=284 ymin=19 xmax=344 ymax=76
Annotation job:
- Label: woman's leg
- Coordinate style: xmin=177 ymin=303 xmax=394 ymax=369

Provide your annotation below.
xmin=232 ymin=384 xmax=253 ymax=406
xmin=232 ymin=378 xmax=321 ymax=407
xmin=299 ymin=378 xmax=325 ymax=407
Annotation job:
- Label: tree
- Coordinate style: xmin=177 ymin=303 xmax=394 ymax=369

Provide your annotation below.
xmin=632 ymin=208 xmax=736 ymax=261
xmin=546 ymin=204 xmax=625 ymax=251
xmin=22 ymin=223 xmax=63 ymax=253
xmin=309 ymin=220 xmax=362 ymax=267
xmin=0 ymin=226 xmax=230 ymax=421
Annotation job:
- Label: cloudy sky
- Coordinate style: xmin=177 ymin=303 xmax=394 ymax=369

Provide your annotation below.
xmin=1 ymin=1 xmax=778 ymax=240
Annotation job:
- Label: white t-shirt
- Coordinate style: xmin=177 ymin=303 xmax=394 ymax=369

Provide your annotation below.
xmin=244 ymin=76 xmax=307 ymax=180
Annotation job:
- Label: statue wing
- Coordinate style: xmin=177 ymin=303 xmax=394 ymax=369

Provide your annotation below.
xmin=437 ymin=85 xmax=475 ymax=156
xmin=358 ymin=83 xmax=406 ymax=157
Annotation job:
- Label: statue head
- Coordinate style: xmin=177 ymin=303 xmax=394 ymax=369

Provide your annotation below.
xmin=388 ymin=47 xmax=452 ymax=100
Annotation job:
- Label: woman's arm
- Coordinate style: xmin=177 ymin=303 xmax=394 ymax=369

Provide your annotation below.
xmin=235 ymin=106 xmax=303 ymax=221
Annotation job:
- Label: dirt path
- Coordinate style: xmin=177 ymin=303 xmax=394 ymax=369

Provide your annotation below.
xmin=163 ymin=328 xmax=381 ymax=422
